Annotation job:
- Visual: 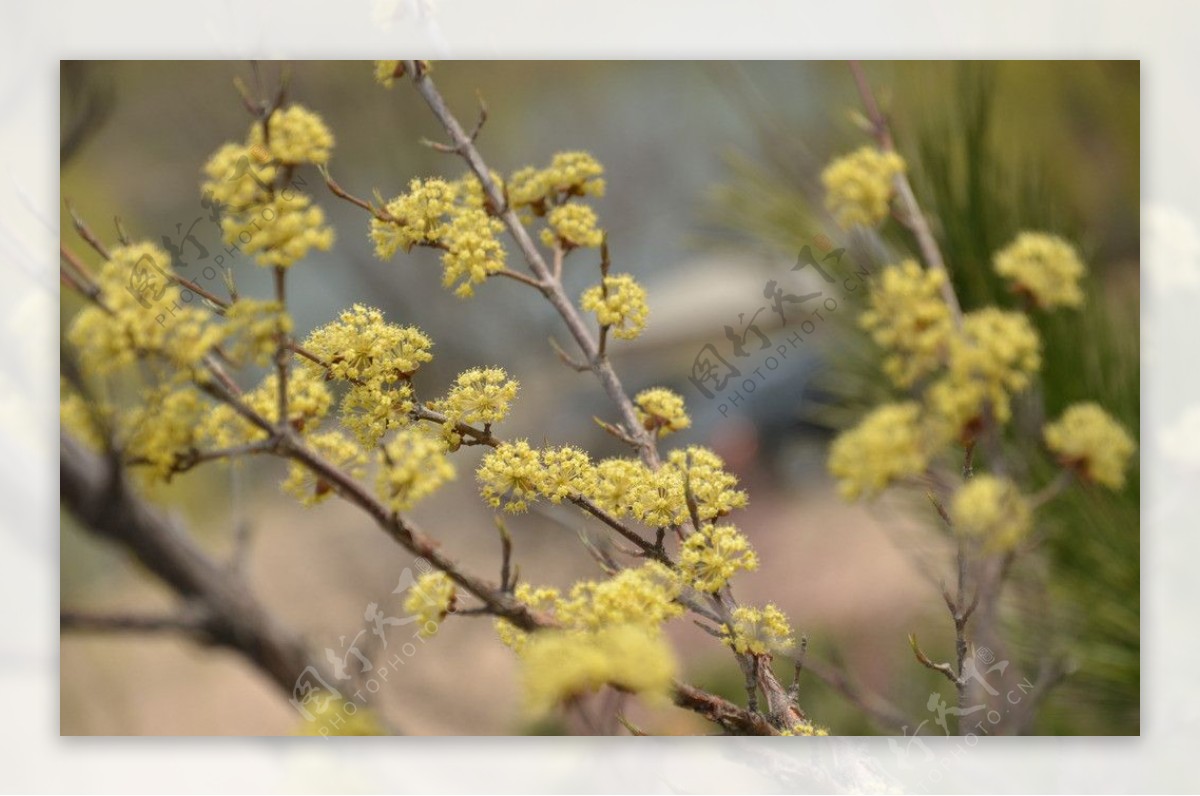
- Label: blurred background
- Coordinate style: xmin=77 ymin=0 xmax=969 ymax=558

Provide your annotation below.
xmin=59 ymin=61 xmax=1139 ymax=736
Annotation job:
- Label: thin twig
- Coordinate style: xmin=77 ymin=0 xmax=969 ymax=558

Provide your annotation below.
xmin=848 ymin=61 xmax=963 ymax=325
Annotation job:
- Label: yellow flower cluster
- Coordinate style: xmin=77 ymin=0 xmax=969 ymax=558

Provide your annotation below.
xmin=477 ymin=440 xmax=543 ymax=512
xmin=508 ymin=151 xmax=606 ymax=213
xmin=302 ymin=303 xmax=433 ymax=381
xmin=67 ymin=242 xmax=222 ymax=375
xmin=201 ymin=105 xmax=336 ymax=268
xmin=519 ymin=624 xmax=677 ymax=717
xmin=494 ymin=583 xmax=561 ymax=653
xmin=376 ymin=429 xmax=456 ymax=511
xmin=580 ymin=273 xmax=649 ymax=340
xmin=993 ymin=232 xmax=1086 ymax=310
xmin=950 ymin=475 xmax=1032 ymax=552
xmin=634 ymin=388 xmax=691 ymax=437
xmin=927 ymin=308 xmax=1041 ymax=434
xmin=723 ymin=603 xmax=795 ymax=656
xmin=537 ymin=446 xmax=593 ymax=504
xmin=540 ymin=203 xmax=604 ymax=250
xmin=440 ymin=209 xmax=508 ymax=297
xmin=202 ymin=141 xmax=276 ymax=212
xmin=821 ymin=146 xmax=905 ymax=228
xmin=666 ymin=446 xmax=748 ymax=521
xmin=589 ymin=457 xmax=646 ymax=516
xmin=292 ymin=696 xmax=388 ymax=736
xmin=374 ymin=60 xmax=402 ymax=87
xmin=222 ymin=299 xmax=292 ymax=366
xmin=860 ymin=260 xmax=954 ymax=388
xmin=282 ymin=430 xmax=366 ymax=506
xmin=438 ymin=367 xmax=519 ymax=428
xmin=679 ymin=523 xmax=759 ymax=593
xmin=301 ymin=304 xmax=432 ymax=447
xmin=60 ymin=379 xmax=108 ymax=451
xmin=122 ymin=386 xmax=207 ymax=482
xmin=828 ymin=402 xmax=929 ymax=500
xmin=370 ymin=178 xmax=460 ymax=258
xmin=371 ymin=178 xmax=508 ymax=298
xmin=554 ymin=563 xmax=684 ymax=632
xmin=200 ymin=368 xmax=333 ymax=449
xmin=631 ymin=467 xmax=687 ymax=528
xmin=250 ymin=105 xmax=335 ymax=166
xmin=220 ymin=192 xmax=335 ymax=269
xmin=338 ymin=380 xmax=415 ymax=450
xmin=402 ymin=571 xmax=457 ymax=637
xmin=780 ymin=720 xmax=830 ymax=737
xmin=1043 ymin=403 xmax=1136 ymax=489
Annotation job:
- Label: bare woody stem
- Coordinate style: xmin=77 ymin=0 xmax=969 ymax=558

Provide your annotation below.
xmin=848 ymin=60 xmax=963 ymax=325
xmin=402 ymin=62 xmax=659 ymax=467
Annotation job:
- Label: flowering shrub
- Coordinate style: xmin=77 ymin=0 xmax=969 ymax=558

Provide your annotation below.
xmin=59 ymin=61 xmax=1136 ymax=737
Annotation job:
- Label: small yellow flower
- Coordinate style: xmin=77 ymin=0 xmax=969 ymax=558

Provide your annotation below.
xmin=376 ymin=429 xmax=456 ymax=511
xmin=678 ymin=523 xmax=759 ymax=593
xmin=993 ymin=232 xmax=1086 ymax=310
xmin=630 ymin=466 xmax=688 ymax=528
xmin=67 ymin=242 xmax=223 ymax=375
xmin=477 ymin=440 xmax=543 ymax=512
xmin=302 ymin=304 xmax=433 ymax=385
xmin=1043 ymin=403 xmax=1136 ymax=489
xmin=374 ymin=60 xmax=402 ymax=87
xmin=202 ymin=141 xmax=275 ymax=212
xmin=495 ymin=583 xmax=560 ymax=653
xmin=554 ymin=562 xmax=683 ymax=632
xmin=665 ymin=446 xmax=748 ymax=521
xmin=121 ymin=385 xmax=208 ymax=482
xmin=292 ymin=696 xmax=388 ymax=736
xmin=926 ymin=308 xmax=1042 ymax=436
xmin=282 ymin=431 xmax=366 ymax=506
xmin=370 ymin=178 xmax=461 ymax=259
xmin=440 ymin=208 xmax=507 ymax=297
xmin=252 ymin=104 xmax=335 ymax=166
xmin=723 ymin=603 xmax=794 ymax=656
xmin=781 ymin=720 xmax=830 ymax=737
xmin=519 ymin=624 xmax=677 ymax=717
xmin=822 ymin=146 xmax=905 ymax=228
xmin=537 ymin=445 xmax=594 ymax=504
xmin=509 ymin=151 xmax=605 ymax=212
xmin=200 ymin=368 xmax=333 ymax=449
xmin=587 ymin=457 xmax=650 ymax=518
xmin=540 ymin=203 xmax=604 ymax=249
xmin=860 ymin=260 xmax=953 ymax=388
xmin=580 ymin=274 xmax=649 ymax=340
xmin=439 ymin=367 xmax=519 ymax=427
xmin=223 ymin=299 xmax=292 ymax=366
xmin=219 ymin=191 xmax=335 ymax=268
xmin=403 ymin=571 xmax=457 ymax=637
xmin=634 ymin=388 xmax=691 ymax=437
xmin=828 ymin=402 xmax=929 ymax=500
xmin=950 ymin=475 xmax=1032 ymax=552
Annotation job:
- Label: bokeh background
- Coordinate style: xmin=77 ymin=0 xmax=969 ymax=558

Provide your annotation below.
xmin=59 ymin=61 xmax=1139 ymax=736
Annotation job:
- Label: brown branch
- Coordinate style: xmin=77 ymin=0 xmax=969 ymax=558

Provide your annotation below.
xmin=65 ymin=199 xmax=112 ymax=260
xmin=60 ymin=430 xmax=335 ymax=700
xmin=673 ymin=681 xmax=776 ymax=735
xmin=61 ymin=608 xmax=212 ymax=636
